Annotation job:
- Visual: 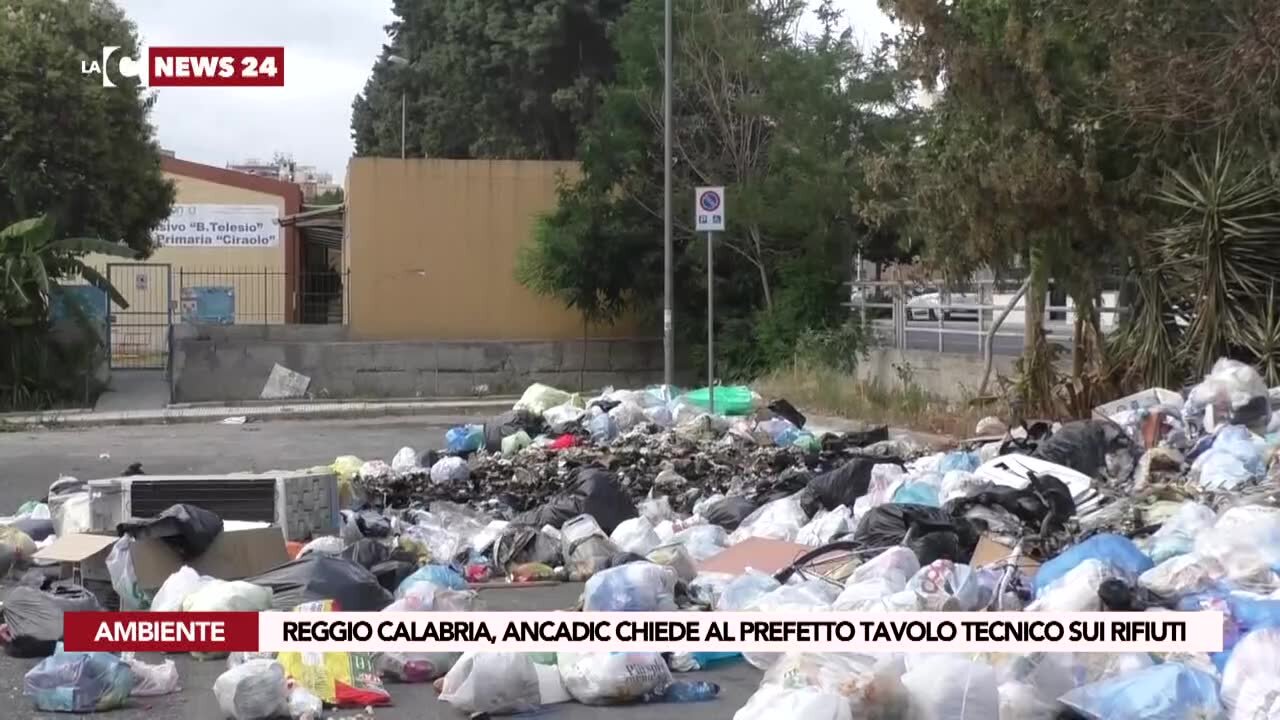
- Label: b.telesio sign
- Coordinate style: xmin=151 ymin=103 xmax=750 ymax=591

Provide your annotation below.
xmin=154 ymin=204 xmax=280 ymax=248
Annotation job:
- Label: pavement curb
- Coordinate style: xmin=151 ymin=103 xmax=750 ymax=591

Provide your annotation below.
xmin=0 ymin=399 xmax=513 ymax=429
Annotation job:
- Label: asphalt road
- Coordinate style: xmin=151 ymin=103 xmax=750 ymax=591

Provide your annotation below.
xmin=0 ymin=418 xmax=766 ymax=719
xmin=868 ymin=318 xmax=1071 ymax=356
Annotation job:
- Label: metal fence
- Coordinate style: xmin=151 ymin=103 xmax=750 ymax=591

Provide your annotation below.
xmin=176 ymin=268 xmax=349 ymax=325
xmin=847 ymin=279 xmax=1125 ymax=359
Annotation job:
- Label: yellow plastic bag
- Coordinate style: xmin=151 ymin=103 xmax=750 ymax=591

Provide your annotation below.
xmin=276 ymin=600 xmax=391 ymax=708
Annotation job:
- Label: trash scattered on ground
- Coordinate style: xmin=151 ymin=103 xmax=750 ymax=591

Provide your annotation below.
xmin=9 ymin=370 xmax=1280 ymax=717
xmin=260 ymin=363 xmax=312 ymax=400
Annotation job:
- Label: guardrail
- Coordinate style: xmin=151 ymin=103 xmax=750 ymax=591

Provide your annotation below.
xmin=847 ymin=280 xmax=1124 ymax=358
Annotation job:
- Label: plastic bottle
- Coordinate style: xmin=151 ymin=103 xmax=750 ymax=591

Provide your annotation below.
xmin=645 ymin=680 xmax=720 ymax=703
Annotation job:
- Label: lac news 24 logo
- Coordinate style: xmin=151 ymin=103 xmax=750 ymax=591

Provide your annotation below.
xmin=82 ymin=46 xmax=284 ymax=87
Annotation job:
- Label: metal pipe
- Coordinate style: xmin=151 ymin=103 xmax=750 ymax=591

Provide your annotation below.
xmin=400 ymin=91 xmax=406 ymax=160
xmin=707 ymin=231 xmax=714 ymax=412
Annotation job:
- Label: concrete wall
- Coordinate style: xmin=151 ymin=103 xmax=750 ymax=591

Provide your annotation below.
xmin=171 ymin=323 xmax=662 ymax=402
xmin=856 ymin=348 xmax=1019 ymax=401
xmin=344 ymin=158 xmax=637 ymax=341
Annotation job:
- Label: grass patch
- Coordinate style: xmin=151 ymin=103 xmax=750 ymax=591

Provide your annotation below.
xmin=755 ymin=361 xmax=1003 ymax=440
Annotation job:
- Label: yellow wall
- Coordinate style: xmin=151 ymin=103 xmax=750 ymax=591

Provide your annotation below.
xmin=346 ymin=158 xmax=636 ymax=340
xmin=86 ymin=172 xmax=288 ymax=325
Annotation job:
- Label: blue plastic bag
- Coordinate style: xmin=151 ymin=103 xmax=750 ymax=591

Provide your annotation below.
xmin=688 ymin=652 xmax=741 ymax=668
xmin=938 ymin=451 xmax=979 ymax=474
xmin=1058 ymin=663 xmax=1219 ymax=720
xmin=397 ymin=564 xmax=467 ymax=595
xmin=892 ymin=482 xmax=940 ymax=507
xmin=1195 ymin=425 xmax=1266 ymax=490
xmin=588 ymin=413 xmax=618 ymax=444
xmin=1034 ymin=534 xmax=1153 ymax=597
xmin=445 ymin=425 xmax=485 ymax=454
xmin=23 ymin=644 xmax=134 ymax=713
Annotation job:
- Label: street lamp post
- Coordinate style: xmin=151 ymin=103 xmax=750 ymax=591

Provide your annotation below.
xmin=388 ymin=55 xmax=409 ymax=159
xmin=662 ymin=0 xmax=673 ymax=390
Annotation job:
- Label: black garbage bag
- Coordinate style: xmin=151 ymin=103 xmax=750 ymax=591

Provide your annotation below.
xmin=767 ymin=399 xmax=807 ymax=429
xmin=3 ymin=583 xmax=102 ymax=658
xmin=342 ymin=538 xmax=393 ymax=569
xmin=808 ymin=457 xmax=905 ymax=511
xmin=512 ymin=467 xmax=637 ymax=535
xmin=999 ymin=421 xmax=1054 ymax=456
xmin=492 ymin=525 xmax=562 ymax=569
xmin=852 ymin=503 xmax=981 ymax=565
xmin=701 ymin=496 xmax=758 ymax=532
xmin=1097 ymin=578 xmax=1172 ymax=612
xmin=943 ymin=471 xmax=1076 ymax=535
xmin=117 ymin=503 xmax=223 ymax=561
xmin=340 ymin=509 xmax=394 ymax=544
xmin=482 ymin=410 xmax=546 ymax=452
xmin=1031 ymin=420 xmax=1125 ymax=477
xmin=247 ymin=554 xmax=393 ymax=611
xmin=370 ymin=560 xmax=418 ymax=593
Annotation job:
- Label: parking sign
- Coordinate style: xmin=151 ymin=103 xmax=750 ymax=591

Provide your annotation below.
xmin=695 ymin=187 xmax=725 ymax=232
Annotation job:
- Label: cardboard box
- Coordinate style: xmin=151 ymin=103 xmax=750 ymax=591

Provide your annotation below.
xmin=970 ymin=534 xmax=1041 ymax=578
xmin=34 ymin=526 xmax=290 ymax=590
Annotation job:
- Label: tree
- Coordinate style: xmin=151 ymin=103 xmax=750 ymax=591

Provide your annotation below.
xmin=520 ymin=0 xmax=899 ymax=376
xmin=351 ymin=0 xmax=629 ymax=160
xmin=0 ymin=0 xmax=175 ymax=257
xmin=312 ymin=188 xmax=345 ymax=206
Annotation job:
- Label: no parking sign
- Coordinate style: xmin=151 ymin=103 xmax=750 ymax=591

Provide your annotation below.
xmin=695 ymin=186 xmax=725 ymax=232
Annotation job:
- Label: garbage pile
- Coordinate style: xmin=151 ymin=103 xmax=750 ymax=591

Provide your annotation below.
xmin=5 ymin=359 xmax=1280 ymax=719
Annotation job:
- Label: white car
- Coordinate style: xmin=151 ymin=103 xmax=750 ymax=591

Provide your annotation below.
xmin=906 ymin=291 xmax=980 ymax=321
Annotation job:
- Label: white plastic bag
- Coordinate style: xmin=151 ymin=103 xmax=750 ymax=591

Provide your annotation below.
xmin=213 ymin=660 xmax=289 ymax=720
xmin=122 ymin=653 xmax=180 ymax=696
xmin=297 ymin=535 xmax=345 ymax=557
xmin=901 ymin=656 xmax=999 ymax=720
xmin=669 ymin=524 xmax=729 ymax=561
xmin=583 ymin=561 xmax=678 ymax=612
xmin=1146 ymin=501 xmax=1216 ymax=564
xmin=429 ymin=456 xmax=470 ymax=485
xmin=853 ymin=464 xmax=907 ymax=524
xmin=833 ymin=577 xmax=904 ymax=611
xmin=849 ymin=546 xmax=920 ymax=592
xmin=1185 ymin=358 xmax=1271 ymax=431
xmin=1195 ymin=505 xmax=1280 ymax=585
xmin=717 ymin=571 xmax=782 ymax=610
xmin=638 ymin=493 xmax=675 ymax=524
xmin=939 ymin=470 xmax=989 ymax=504
xmin=557 ymin=652 xmax=671 ymax=705
xmin=759 ymin=653 xmax=908 ymax=718
xmin=797 ymin=506 xmax=853 ymax=547
xmin=440 ymin=652 xmax=541 ymax=715
xmin=1138 ymin=554 xmax=1224 ymax=597
xmin=906 ymin=560 xmax=987 ymax=611
xmin=150 ymin=566 xmax=216 ymax=613
xmin=729 ymin=494 xmax=809 ymax=544
xmin=106 ymin=536 xmax=146 ymax=610
xmin=1026 ymin=559 xmax=1115 ymax=612
xmin=609 ymin=401 xmax=648 ymax=431
xmin=182 ymin=580 xmax=273 ymax=613
xmin=1222 ymin=627 xmax=1280 ymax=719
xmin=391 ymin=446 xmax=419 ymax=473
xmin=52 ymin=491 xmax=92 ymax=537
xmin=543 ymin=401 xmax=586 ymax=433
xmin=610 ymin=517 xmax=661 ymax=556
xmin=733 ymin=685 xmax=853 ymax=720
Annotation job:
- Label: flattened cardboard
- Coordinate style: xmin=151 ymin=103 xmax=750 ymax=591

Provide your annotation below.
xmin=971 ymin=534 xmax=1041 ymax=578
xmin=33 ymin=533 xmax=117 ymax=563
xmin=698 ymin=537 xmax=815 ymax=576
xmin=131 ymin=526 xmax=289 ymax=590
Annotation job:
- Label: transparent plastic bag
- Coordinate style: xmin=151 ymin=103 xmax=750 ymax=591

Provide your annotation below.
xmin=122 ymin=653 xmax=180 ymax=696
xmin=797 ymin=506 xmax=853 ymax=547
xmin=1146 ymin=501 xmax=1216 ymax=564
xmin=1185 ymin=358 xmax=1271 ymax=431
xmin=833 ymin=577 xmax=907 ymax=611
xmin=544 ymin=401 xmax=586 ymax=433
xmin=23 ymin=646 xmax=134 ymax=712
xmin=716 ymin=571 xmax=782 ymax=610
xmin=609 ymin=517 xmax=661 ymax=556
xmin=689 ymin=571 xmax=736 ymax=606
xmin=669 ymin=524 xmax=729 ymax=561
xmin=213 ymin=660 xmax=289 ymax=720
xmin=609 ymin=401 xmax=648 ymax=431
xmin=391 ymin=446 xmax=419 ymax=473
xmin=1027 ymin=559 xmax=1118 ymax=612
xmin=646 ymin=542 xmax=697 ymax=583
xmin=1195 ymin=505 xmax=1280 ymax=585
xmin=1193 ymin=425 xmax=1266 ymax=490
xmin=183 ymin=580 xmax=273 ymax=613
xmin=940 ymin=470 xmax=989 ymax=504
xmin=286 ymin=683 xmax=323 ymax=720
xmin=1138 ymin=555 xmax=1225 ymax=597
xmin=557 ymin=652 xmax=671 ymax=705
xmin=848 ymin=546 xmax=920 ymax=592
xmin=588 ymin=411 xmax=619 ymax=443
xmin=584 ymin=562 xmax=678 ymax=611
xmin=376 ymin=651 xmax=460 ymax=683
xmin=901 ymin=656 xmax=998 ymax=720
xmin=51 ymin=491 xmax=92 ymax=537
xmin=729 ymin=494 xmax=809 ymax=544
xmin=638 ymin=493 xmax=675 ymax=524
xmin=429 ymin=456 xmax=470 ymax=485
xmin=1059 ymin=663 xmax=1220 ymax=720
xmin=515 ymin=383 xmax=573 ymax=415
xmin=297 ymin=535 xmax=345 ymax=557
xmin=759 ymin=653 xmax=908 ymax=719
xmin=106 ymin=536 xmax=147 ymax=610
xmin=1222 ymin=627 xmax=1280 ymax=719
xmin=733 ymin=685 xmax=854 ymax=720
xmin=440 ymin=652 xmax=541 ymax=715
xmin=906 ymin=560 xmax=988 ymax=611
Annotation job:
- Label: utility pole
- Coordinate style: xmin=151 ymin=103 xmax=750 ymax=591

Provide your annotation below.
xmin=388 ymin=55 xmax=410 ymax=159
xmin=662 ymin=0 xmax=674 ymax=391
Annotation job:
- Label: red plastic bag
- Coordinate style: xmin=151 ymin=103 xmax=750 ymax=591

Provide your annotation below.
xmin=551 ymin=435 xmax=578 ymax=450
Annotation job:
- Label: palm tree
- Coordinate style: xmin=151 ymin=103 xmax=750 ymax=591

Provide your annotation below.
xmin=1 ymin=214 xmax=137 ymax=324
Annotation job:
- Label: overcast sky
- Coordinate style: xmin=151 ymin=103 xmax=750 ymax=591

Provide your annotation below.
xmin=118 ymin=0 xmax=895 ymax=182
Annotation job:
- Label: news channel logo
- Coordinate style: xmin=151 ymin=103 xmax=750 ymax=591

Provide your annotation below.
xmin=81 ymin=46 xmax=147 ymax=87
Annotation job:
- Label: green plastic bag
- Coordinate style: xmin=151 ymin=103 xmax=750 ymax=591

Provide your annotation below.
xmin=681 ymin=386 xmax=759 ymax=416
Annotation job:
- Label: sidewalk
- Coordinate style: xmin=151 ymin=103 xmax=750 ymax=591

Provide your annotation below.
xmin=0 ymin=397 xmax=515 ymax=429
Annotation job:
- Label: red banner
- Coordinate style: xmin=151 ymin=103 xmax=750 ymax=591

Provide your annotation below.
xmin=147 ymin=47 xmax=284 ymax=87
